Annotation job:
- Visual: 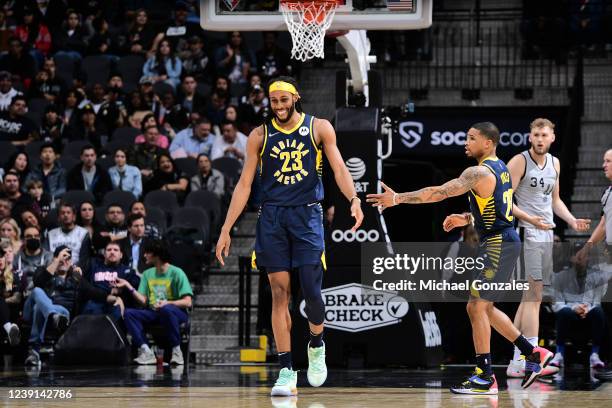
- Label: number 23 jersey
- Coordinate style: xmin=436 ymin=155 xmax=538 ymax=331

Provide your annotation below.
xmin=259 ymin=113 xmax=324 ymax=206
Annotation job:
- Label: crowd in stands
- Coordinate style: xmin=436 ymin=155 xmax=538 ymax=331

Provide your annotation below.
xmin=0 ymin=0 xmax=294 ymax=366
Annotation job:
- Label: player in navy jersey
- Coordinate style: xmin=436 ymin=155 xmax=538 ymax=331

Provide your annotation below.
xmin=216 ymin=76 xmax=363 ymax=397
xmin=367 ymin=122 xmax=553 ymax=394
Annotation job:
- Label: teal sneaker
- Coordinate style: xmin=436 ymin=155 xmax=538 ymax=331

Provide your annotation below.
xmin=307 ymin=341 xmax=327 ymax=387
xmin=271 ymin=368 xmax=298 ymax=396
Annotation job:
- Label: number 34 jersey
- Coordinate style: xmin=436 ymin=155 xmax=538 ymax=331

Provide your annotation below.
xmin=514 ymin=151 xmax=558 ymax=228
xmin=259 ymin=113 xmax=324 ymax=206
xmin=468 ymin=156 xmax=516 ymax=238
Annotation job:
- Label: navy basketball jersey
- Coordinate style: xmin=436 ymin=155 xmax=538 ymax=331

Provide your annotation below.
xmin=259 ymin=113 xmax=324 ymax=206
xmin=468 ymin=157 xmax=515 ymax=237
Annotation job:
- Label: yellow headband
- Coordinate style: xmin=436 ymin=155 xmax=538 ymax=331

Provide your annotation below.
xmin=269 ymin=81 xmax=299 ymax=96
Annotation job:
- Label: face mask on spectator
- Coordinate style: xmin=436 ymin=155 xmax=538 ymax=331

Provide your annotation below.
xmin=25 ymin=238 xmax=41 ymax=251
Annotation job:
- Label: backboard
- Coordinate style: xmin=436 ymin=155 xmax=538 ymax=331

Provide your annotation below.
xmin=201 ymin=0 xmax=432 ymax=31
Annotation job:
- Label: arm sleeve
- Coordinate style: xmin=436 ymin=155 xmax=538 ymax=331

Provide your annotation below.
xmin=33 ymin=266 xmax=53 ymax=288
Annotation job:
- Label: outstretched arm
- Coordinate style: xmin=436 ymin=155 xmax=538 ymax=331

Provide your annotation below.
xmin=551 ymin=158 xmax=591 ymax=231
xmin=366 ymin=165 xmax=491 ymax=210
xmin=216 ymin=127 xmax=263 ymax=265
xmin=319 ymin=119 xmax=363 ymax=231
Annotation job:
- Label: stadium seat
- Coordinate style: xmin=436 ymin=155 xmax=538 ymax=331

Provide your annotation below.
xmin=62 ymin=190 xmax=96 ymax=208
xmin=28 ymin=98 xmax=50 ymax=114
xmin=44 ymin=208 xmax=59 ymax=230
xmin=196 ymin=83 xmax=211 ymax=98
xmin=63 ymin=140 xmax=91 ymax=159
xmin=144 ymin=190 xmax=179 ymax=216
xmin=97 ymin=155 xmax=114 ymax=170
xmin=111 ymin=127 xmax=140 ymax=143
xmin=24 ymin=141 xmax=45 ymax=167
xmin=95 ymin=206 xmax=106 ymax=222
xmin=212 ymin=157 xmax=242 ymax=186
xmin=0 ymin=142 xmax=18 ymax=167
xmin=81 ymin=55 xmax=112 ymax=85
xmin=116 ymin=55 xmax=146 ymax=86
xmin=174 ymin=157 xmax=198 ymax=178
xmin=102 ymin=139 xmax=131 ymax=156
xmin=59 ymin=156 xmax=79 ymax=172
xmin=24 ymin=111 xmax=42 ymax=128
xmin=170 ymin=207 xmax=210 ymax=238
xmin=184 ymin=190 xmax=222 ymax=237
xmin=103 ymin=190 xmax=137 ymax=213
xmin=145 ymin=206 xmax=167 ymax=235
xmin=153 ymin=81 xmax=174 ymax=97
xmin=53 ymin=54 xmax=76 ymax=86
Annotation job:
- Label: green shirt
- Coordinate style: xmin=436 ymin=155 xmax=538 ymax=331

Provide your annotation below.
xmin=138 ymin=264 xmax=193 ymax=306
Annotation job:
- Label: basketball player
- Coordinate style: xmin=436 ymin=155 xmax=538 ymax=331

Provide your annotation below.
xmin=216 ymin=77 xmax=363 ymax=397
xmin=367 ymin=122 xmax=553 ymax=394
xmin=505 ymin=118 xmax=590 ymax=378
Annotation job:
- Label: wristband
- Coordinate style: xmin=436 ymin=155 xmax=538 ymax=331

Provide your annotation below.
xmin=349 ymin=195 xmax=360 ymax=204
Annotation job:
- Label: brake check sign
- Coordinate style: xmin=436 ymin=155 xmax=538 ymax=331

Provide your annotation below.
xmin=299 ymin=283 xmax=409 ymax=333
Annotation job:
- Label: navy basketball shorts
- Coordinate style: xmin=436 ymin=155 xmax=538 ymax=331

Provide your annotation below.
xmin=255 ymin=202 xmax=325 ymax=272
xmin=470 ymin=228 xmax=521 ymax=302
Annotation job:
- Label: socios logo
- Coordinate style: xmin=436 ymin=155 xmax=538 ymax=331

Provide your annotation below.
xmin=299 ymin=283 xmax=410 ymax=332
xmin=332 ymin=229 xmax=380 ymax=243
xmin=345 ymin=157 xmax=366 ymax=181
xmin=398 ymin=121 xmax=423 ymax=149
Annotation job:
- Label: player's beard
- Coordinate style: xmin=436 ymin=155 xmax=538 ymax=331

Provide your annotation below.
xmin=532 ymin=144 xmax=550 ymax=156
xmin=274 ymin=101 xmax=296 ymax=124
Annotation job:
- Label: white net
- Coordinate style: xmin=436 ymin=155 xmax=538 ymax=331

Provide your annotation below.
xmin=280 ymin=1 xmax=339 ymax=61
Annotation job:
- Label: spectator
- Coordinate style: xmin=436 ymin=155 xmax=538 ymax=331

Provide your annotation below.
xmin=136 ymin=76 xmax=156 ymax=110
xmin=82 ymin=241 xmax=135 ymax=320
xmin=0 ymin=244 xmax=21 ymax=346
xmin=142 ymin=38 xmax=182 ymax=89
xmin=169 ymin=117 xmax=214 ymax=159
xmin=124 ymin=9 xmax=155 ymax=56
xmin=180 ymin=35 xmax=212 ymax=84
xmin=143 ymin=153 xmax=189 ymax=203
xmin=155 ymin=1 xmax=199 ymax=53
xmin=15 ymin=6 xmax=52 ymax=62
xmin=0 ymin=10 xmax=13 ymax=53
xmin=118 ymin=213 xmax=150 ymax=276
xmin=0 ymin=218 xmax=22 ymax=254
xmin=24 ymin=245 xmax=116 ymax=365
xmin=93 ymin=203 xmax=128 ymax=253
xmin=154 ymin=91 xmax=189 ymax=136
xmin=86 ymin=83 xmax=123 ymax=140
xmin=2 ymin=170 xmax=35 ymax=216
xmin=211 ymin=120 xmax=247 ymax=161
xmin=87 ymin=16 xmax=116 ymax=57
xmin=52 ymin=9 xmax=87 ymax=60
xmin=76 ymin=200 xmax=98 ymax=242
xmin=190 ymin=153 xmax=224 ymax=199
xmin=256 ymin=31 xmax=291 ymax=79
xmin=40 ymin=57 xmax=67 ymax=103
xmin=14 ymin=225 xmax=52 ymax=297
xmin=108 ymin=148 xmax=142 ymax=199
xmin=38 ymin=104 xmax=66 ymax=150
xmin=0 ymin=37 xmax=37 ymax=87
xmin=0 ymin=95 xmax=37 ymax=146
xmin=18 ymin=207 xmax=43 ymax=230
xmin=0 ymin=197 xmax=11 ymax=220
xmin=25 ymin=180 xmax=52 ymax=220
xmin=550 ymin=255 xmax=611 ymax=370
xmin=129 ymin=201 xmax=161 ymax=240
xmin=5 ymin=151 xmax=30 ymax=185
xmin=128 ymin=125 xmax=169 ymax=181
xmin=116 ymin=239 xmax=193 ymax=365
xmin=134 ymin=113 xmax=169 ymax=149
xmin=66 ymin=145 xmax=113 ymax=203
xmin=46 ymin=202 xmax=91 ymax=266
xmin=239 ymin=83 xmax=268 ymax=131
xmin=213 ymin=75 xmax=231 ymax=101
xmin=61 ymin=88 xmax=84 ymax=131
xmin=214 ymin=31 xmax=253 ymax=84
xmin=205 ymin=90 xmax=228 ymax=128
xmin=0 ymin=71 xmax=22 ymax=111
xmin=177 ymin=74 xmax=206 ymax=115
xmin=24 ymin=143 xmax=67 ymax=201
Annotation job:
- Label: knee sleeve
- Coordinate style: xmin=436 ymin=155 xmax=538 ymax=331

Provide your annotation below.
xmin=298 ymin=263 xmax=325 ymax=325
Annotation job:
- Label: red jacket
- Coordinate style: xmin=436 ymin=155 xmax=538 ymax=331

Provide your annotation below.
xmin=15 ymin=24 xmax=52 ymax=56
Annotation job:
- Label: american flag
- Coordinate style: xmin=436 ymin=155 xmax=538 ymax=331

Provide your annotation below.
xmin=387 ymin=0 xmax=414 ymax=12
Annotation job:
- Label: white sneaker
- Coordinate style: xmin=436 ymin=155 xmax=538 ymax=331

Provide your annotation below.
xmin=134 ymin=346 xmax=156 ymax=365
xmin=307 ymin=342 xmax=327 ymax=387
xmin=270 ymin=368 xmax=298 ymax=396
xmin=7 ymin=323 xmax=20 ymax=346
xmin=171 ymin=346 xmax=184 ymax=365
xmin=506 ymin=359 xmax=525 ymax=378
xmin=270 ymin=396 xmax=298 ymax=408
xmin=590 ymin=352 xmax=605 ymax=369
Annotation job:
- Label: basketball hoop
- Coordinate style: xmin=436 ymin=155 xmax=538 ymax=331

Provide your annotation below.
xmin=280 ymin=0 xmax=340 ymax=61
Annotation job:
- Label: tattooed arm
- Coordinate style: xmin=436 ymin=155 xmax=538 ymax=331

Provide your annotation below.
xmin=366 ymin=166 xmax=492 ymax=210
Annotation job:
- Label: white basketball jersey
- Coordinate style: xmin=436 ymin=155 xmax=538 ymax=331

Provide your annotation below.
xmin=601 ymin=185 xmax=612 ymax=244
xmin=515 ymin=151 xmax=557 ymax=228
